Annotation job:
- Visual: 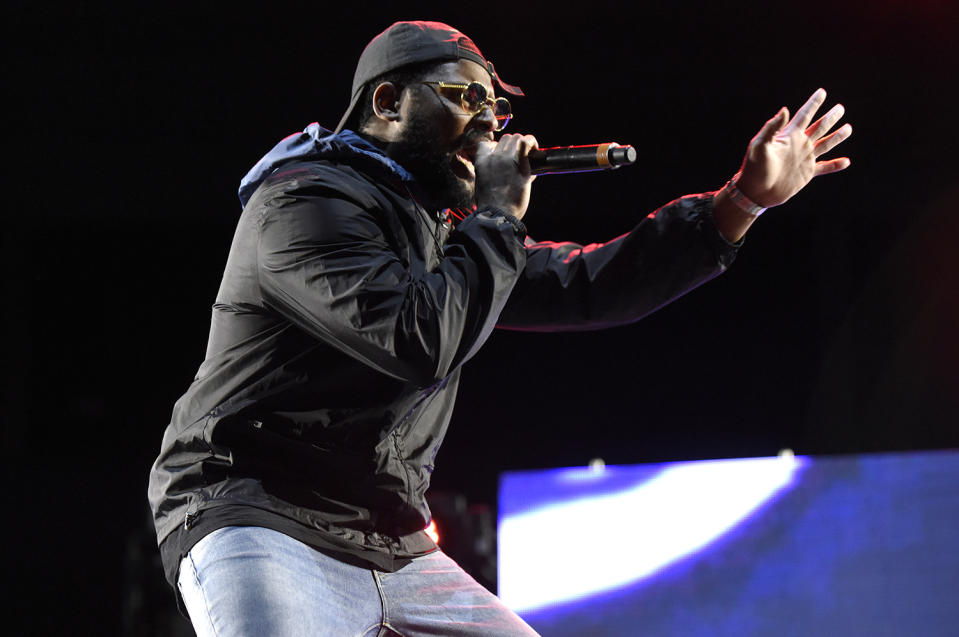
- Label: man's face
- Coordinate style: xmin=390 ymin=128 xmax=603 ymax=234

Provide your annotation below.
xmin=389 ymin=60 xmax=498 ymax=210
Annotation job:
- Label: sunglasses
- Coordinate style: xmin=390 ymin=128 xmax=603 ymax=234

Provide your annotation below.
xmin=422 ymin=81 xmax=512 ymax=131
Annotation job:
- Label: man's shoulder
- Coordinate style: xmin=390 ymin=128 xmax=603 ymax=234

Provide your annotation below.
xmin=280 ymin=154 xmax=410 ymax=193
xmin=243 ymin=158 xmax=412 ymax=231
xmin=262 ymin=157 xmax=373 ymax=191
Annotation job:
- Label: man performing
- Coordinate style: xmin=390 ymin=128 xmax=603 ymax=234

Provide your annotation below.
xmin=148 ymin=20 xmax=852 ymax=637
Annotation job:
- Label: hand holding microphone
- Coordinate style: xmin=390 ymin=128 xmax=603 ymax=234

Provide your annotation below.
xmin=473 ymin=137 xmax=638 ymax=220
xmin=474 ymin=134 xmax=540 ymax=220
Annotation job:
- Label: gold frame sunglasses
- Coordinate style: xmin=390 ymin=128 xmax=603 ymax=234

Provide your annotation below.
xmin=422 ymin=81 xmax=512 ymax=131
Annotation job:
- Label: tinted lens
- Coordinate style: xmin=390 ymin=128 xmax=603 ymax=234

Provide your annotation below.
xmin=444 ymin=81 xmax=512 ymax=131
xmin=462 ymin=82 xmax=489 ymax=112
xmin=493 ymin=98 xmax=511 ymax=131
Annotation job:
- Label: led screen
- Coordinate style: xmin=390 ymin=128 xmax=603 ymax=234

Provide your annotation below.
xmin=498 ymin=450 xmax=959 ymax=636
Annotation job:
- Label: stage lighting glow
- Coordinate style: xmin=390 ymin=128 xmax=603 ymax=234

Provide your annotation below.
xmin=425 ymin=519 xmax=440 ymax=544
xmin=498 ymin=454 xmax=806 ymax=613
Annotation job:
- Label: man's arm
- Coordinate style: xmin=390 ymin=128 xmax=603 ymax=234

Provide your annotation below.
xmin=497 ymin=88 xmax=852 ymax=330
xmin=496 ymin=193 xmax=736 ymax=331
xmin=254 ymin=172 xmax=528 ymax=387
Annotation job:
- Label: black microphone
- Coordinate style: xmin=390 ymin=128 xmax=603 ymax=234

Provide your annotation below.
xmin=528 ymin=143 xmax=637 ymax=175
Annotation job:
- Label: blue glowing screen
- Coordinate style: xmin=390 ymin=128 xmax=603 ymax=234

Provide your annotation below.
xmin=498 ymin=450 xmax=959 ymax=637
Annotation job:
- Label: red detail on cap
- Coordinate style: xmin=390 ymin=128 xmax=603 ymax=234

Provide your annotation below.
xmin=386 ymin=21 xmax=522 ymax=96
xmin=456 ymin=36 xmax=482 ymax=56
xmin=406 ymin=21 xmax=483 ymax=57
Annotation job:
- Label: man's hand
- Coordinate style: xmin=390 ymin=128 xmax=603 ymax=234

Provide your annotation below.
xmin=474 ymin=134 xmax=538 ymax=220
xmin=737 ymin=88 xmax=852 ymax=208
xmin=713 ymin=88 xmax=852 ymax=242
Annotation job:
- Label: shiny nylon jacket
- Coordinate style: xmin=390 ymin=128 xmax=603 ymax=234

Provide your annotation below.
xmin=148 ymin=125 xmax=739 ymax=585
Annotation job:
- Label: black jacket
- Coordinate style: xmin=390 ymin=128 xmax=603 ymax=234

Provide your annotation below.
xmin=148 ymin=126 xmax=739 ymax=587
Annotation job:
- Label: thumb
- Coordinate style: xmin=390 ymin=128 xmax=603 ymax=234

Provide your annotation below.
xmin=756 ymin=107 xmax=789 ymax=144
xmin=474 ymin=140 xmax=497 ymax=161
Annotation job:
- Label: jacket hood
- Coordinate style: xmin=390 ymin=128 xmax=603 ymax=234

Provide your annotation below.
xmin=238 ymin=123 xmax=413 ymax=208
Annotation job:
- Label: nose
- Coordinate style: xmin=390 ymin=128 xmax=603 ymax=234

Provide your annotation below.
xmin=471 ymin=103 xmax=498 ymax=132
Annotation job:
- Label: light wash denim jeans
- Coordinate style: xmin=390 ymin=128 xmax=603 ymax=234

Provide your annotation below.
xmin=178 ymin=525 xmax=539 ymax=636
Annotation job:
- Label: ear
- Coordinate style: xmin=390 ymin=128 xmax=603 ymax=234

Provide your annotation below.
xmin=371 ymin=82 xmax=403 ymax=123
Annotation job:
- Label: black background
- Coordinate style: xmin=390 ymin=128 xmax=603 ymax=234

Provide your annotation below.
xmin=8 ymin=1 xmax=958 ymax=634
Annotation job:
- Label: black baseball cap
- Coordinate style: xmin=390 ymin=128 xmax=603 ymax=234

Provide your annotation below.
xmin=334 ymin=20 xmax=524 ymax=134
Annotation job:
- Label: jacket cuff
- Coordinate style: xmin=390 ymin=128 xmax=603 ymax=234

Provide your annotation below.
xmin=693 ymin=193 xmax=742 ymax=271
xmin=705 ymin=192 xmax=745 ymax=250
xmin=476 ymin=206 xmax=527 ymax=239
xmin=654 ymin=192 xmax=741 ymax=272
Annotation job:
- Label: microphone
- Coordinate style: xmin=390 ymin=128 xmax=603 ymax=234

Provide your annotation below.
xmin=528 ymin=143 xmax=637 ymax=175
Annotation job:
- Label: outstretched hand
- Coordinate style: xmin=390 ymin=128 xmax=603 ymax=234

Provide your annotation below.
xmin=735 ymin=88 xmax=852 ymax=208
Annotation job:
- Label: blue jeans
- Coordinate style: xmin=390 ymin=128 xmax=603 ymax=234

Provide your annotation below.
xmin=178 ymin=526 xmax=539 ymax=636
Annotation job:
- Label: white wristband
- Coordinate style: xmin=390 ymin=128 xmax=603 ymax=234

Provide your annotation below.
xmin=723 ymin=179 xmax=767 ymax=217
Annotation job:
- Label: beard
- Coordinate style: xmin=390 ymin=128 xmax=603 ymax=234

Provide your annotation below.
xmin=389 ymin=112 xmax=476 ymax=211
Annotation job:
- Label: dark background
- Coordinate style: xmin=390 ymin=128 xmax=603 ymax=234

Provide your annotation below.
xmin=7 ymin=1 xmax=958 ymax=634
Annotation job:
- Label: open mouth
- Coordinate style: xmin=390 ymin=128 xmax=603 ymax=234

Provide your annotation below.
xmin=452 ymin=148 xmax=476 ymax=181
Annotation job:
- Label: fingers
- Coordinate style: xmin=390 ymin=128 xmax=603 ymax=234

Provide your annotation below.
xmin=814 ymin=157 xmax=851 ymax=176
xmin=494 ymin=133 xmax=539 ymax=176
xmin=814 ymin=123 xmax=853 ymax=157
xmin=806 ymin=103 xmax=846 ymax=141
xmin=810 ymin=103 xmax=852 ymax=176
xmin=495 ymin=133 xmax=539 ymax=155
xmin=477 ymin=134 xmax=539 ymax=164
xmin=786 ymin=88 xmax=827 ymax=133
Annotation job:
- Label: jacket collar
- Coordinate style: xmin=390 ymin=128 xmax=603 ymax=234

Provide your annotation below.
xmin=238 ymin=122 xmax=414 ymax=208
